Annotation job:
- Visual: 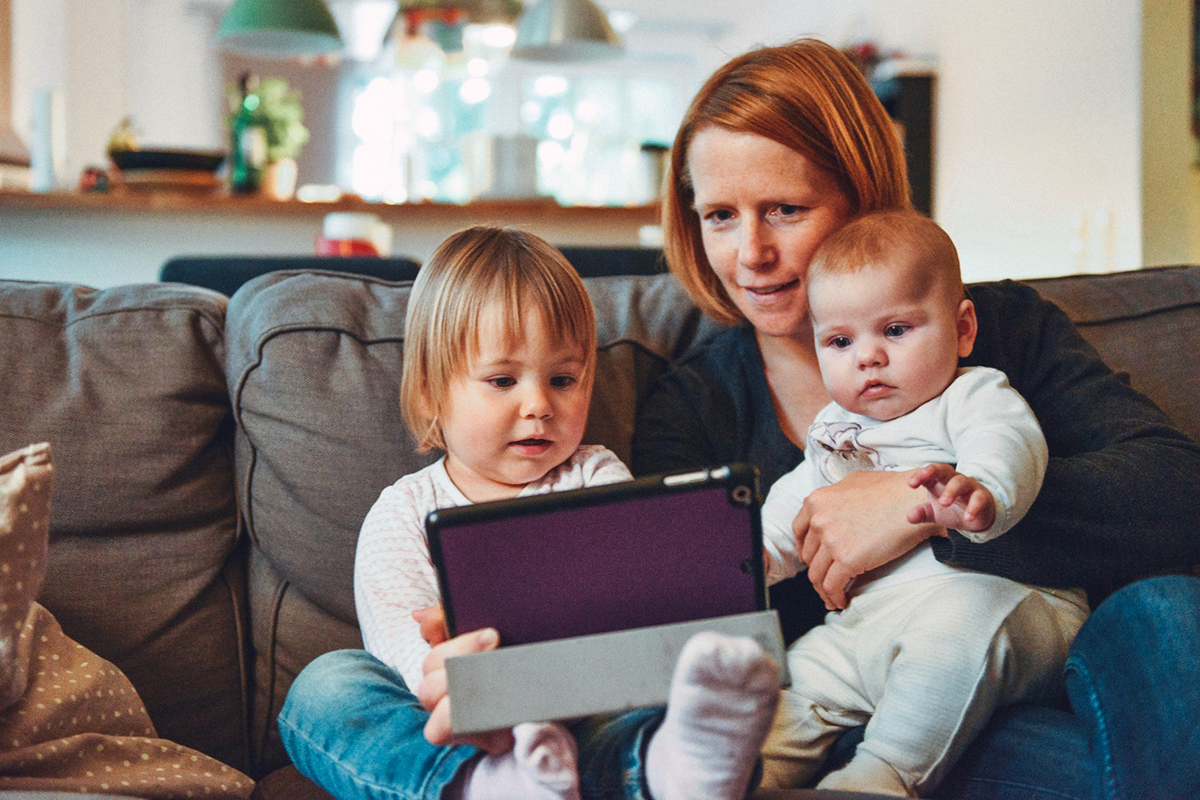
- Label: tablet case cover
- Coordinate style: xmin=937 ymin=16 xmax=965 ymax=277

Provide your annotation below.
xmin=426 ymin=463 xmax=766 ymax=647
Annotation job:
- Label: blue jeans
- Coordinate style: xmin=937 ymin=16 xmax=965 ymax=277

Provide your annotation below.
xmin=277 ymin=649 xmax=665 ymax=800
xmin=934 ymin=575 xmax=1200 ymax=800
xmin=279 ymin=576 xmax=1200 ymax=800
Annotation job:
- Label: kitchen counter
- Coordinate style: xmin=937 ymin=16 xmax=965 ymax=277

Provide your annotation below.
xmin=0 ymin=190 xmax=661 ymax=289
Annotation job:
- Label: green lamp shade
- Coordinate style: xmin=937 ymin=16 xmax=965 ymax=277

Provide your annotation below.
xmin=510 ymin=0 xmax=623 ymax=62
xmin=217 ymin=0 xmax=343 ymax=59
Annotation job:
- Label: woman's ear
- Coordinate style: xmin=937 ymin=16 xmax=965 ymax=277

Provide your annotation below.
xmin=956 ymin=298 xmax=978 ymax=358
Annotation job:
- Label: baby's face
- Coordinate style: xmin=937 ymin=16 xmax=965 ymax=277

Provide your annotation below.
xmin=808 ymin=264 xmax=974 ymax=421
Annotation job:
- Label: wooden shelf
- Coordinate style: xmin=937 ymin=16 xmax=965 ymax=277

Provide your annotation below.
xmin=0 ymin=189 xmax=661 ymax=226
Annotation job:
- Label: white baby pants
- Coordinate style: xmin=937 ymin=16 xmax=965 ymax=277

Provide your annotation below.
xmin=759 ymin=572 xmax=1088 ymax=797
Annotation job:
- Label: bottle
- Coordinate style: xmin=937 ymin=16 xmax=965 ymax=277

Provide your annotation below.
xmin=229 ymin=73 xmax=268 ymax=194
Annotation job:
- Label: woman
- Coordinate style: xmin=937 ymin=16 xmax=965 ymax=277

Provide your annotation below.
xmin=633 ymin=37 xmax=1200 ymax=798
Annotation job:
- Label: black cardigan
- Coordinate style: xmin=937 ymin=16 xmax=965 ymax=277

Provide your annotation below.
xmin=633 ymin=280 xmax=1200 ymax=636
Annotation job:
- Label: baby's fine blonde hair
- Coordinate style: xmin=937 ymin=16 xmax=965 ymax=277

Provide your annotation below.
xmin=808 ymin=211 xmax=964 ymax=305
xmin=399 ymin=226 xmax=597 ymax=453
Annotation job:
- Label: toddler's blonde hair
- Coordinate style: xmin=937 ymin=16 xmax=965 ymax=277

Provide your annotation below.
xmin=400 ymin=226 xmax=597 ymax=453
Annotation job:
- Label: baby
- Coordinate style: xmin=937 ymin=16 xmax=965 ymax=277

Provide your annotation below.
xmin=759 ymin=211 xmax=1090 ymax=796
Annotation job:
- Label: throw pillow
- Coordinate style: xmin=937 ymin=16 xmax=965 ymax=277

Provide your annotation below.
xmin=0 ymin=443 xmax=252 ymax=798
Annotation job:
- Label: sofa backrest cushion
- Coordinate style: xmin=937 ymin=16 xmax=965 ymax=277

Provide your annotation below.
xmin=0 ymin=280 xmax=248 ymax=772
xmin=1022 ymin=265 xmax=1200 ymax=443
xmin=227 ymin=264 xmax=1200 ymax=775
xmin=225 ymin=269 xmax=720 ymax=772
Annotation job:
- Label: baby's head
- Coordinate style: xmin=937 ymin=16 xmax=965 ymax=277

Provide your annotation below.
xmin=806 ymin=211 xmax=977 ymax=421
xmin=400 ymin=227 xmax=597 ymax=471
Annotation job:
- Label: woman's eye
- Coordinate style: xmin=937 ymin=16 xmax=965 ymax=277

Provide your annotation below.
xmin=777 ymin=204 xmax=802 ymax=216
xmin=704 ymin=209 xmax=734 ymax=225
xmin=885 ymin=325 xmax=910 ymax=338
xmin=488 ymin=377 xmax=516 ymax=388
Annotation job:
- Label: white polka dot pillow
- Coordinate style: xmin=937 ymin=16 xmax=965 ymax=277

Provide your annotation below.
xmin=0 ymin=443 xmax=253 ymax=798
xmin=0 ymin=442 xmax=51 ymax=711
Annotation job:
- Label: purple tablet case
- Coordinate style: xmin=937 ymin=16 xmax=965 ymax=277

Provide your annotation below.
xmin=426 ymin=464 xmax=765 ymax=646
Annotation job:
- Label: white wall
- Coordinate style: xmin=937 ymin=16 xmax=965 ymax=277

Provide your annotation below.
xmin=5 ymin=0 xmax=1196 ymax=287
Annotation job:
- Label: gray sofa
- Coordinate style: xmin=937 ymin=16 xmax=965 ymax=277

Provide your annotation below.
xmin=1 ymin=264 xmax=1198 ymax=797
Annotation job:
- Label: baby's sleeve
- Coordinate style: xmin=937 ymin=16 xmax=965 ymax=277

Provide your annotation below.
xmin=945 ymin=367 xmax=1049 ymax=542
xmin=761 ymin=459 xmax=821 ymax=585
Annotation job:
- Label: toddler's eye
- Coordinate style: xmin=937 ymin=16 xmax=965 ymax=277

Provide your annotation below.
xmin=550 ymin=375 xmax=577 ymax=389
xmin=488 ymin=376 xmax=516 ymax=388
xmin=885 ymin=325 xmax=910 ymax=338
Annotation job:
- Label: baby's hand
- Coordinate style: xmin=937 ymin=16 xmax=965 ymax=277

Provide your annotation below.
xmin=906 ymin=463 xmax=995 ymax=533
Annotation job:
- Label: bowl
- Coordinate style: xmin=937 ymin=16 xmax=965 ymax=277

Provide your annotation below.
xmin=108 ymin=148 xmax=226 ymax=173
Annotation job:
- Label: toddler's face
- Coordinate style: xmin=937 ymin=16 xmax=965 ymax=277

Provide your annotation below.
xmin=440 ymin=302 xmax=591 ymax=502
xmin=808 ymin=264 xmax=974 ymax=421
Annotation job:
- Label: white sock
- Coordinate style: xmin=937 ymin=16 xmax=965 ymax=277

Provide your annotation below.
xmin=452 ymin=721 xmax=581 ymax=800
xmin=645 ymin=632 xmax=780 ymax=800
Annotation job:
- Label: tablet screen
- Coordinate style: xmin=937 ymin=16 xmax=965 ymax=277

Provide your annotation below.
xmin=426 ymin=464 xmax=765 ymax=646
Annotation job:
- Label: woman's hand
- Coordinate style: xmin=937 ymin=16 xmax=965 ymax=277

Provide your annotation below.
xmin=416 ymin=627 xmax=514 ymax=754
xmin=795 ymin=469 xmax=943 ymax=610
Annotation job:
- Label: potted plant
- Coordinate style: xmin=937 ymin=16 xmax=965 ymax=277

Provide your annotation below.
xmin=226 ymin=75 xmax=309 ymax=199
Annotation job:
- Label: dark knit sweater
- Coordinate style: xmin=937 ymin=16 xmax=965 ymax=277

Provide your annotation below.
xmin=633 ymin=280 xmax=1200 ymax=637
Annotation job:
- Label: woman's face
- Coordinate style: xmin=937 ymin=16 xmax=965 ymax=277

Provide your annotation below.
xmin=688 ymin=128 xmax=854 ymax=341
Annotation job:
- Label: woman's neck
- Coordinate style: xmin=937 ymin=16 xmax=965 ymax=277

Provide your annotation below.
xmin=756 ymin=330 xmax=831 ymax=449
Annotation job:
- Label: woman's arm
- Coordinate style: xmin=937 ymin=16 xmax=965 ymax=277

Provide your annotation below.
xmin=945 ymin=281 xmax=1200 ymax=598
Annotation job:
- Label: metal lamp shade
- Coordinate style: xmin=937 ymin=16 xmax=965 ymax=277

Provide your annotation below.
xmin=217 ymin=0 xmax=343 ymax=59
xmin=510 ymin=0 xmax=622 ymax=62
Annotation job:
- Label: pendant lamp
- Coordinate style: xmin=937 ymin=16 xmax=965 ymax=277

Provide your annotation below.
xmin=509 ymin=0 xmax=622 ymax=62
xmin=217 ymin=0 xmax=344 ymax=59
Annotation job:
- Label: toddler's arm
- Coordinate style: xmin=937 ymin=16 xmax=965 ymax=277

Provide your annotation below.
xmin=907 ymin=462 xmax=996 ymax=532
xmin=354 ymin=482 xmax=443 ymax=690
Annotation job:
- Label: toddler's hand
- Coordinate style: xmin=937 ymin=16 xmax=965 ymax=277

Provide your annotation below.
xmin=412 ymin=604 xmax=449 ymax=646
xmin=417 ymin=627 xmax=514 ymax=754
xmin=907 ymin=463 xmax=995 ymax=532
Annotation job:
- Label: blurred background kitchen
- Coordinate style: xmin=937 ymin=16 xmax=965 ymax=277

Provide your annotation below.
xmin=1 ymin=0 xmax=1198 ymax=288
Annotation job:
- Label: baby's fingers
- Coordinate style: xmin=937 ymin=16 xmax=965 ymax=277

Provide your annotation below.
xmin=907 ymin=502 xmax=936 ymax=525
xmin=938 ymin=474 xmax=976 ymax=506
xmin=907 ymin=464 xmax=940 ymax=489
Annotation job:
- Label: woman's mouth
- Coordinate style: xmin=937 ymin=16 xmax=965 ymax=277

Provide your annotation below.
xmin=743 ymin=279 xmax=799 ymax=296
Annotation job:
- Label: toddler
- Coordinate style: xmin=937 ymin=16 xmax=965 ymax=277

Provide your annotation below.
xmin=346 ymin=226 xmax=780 ymax=800
xmin=758 ymin=211 xmax=1090 ymax=796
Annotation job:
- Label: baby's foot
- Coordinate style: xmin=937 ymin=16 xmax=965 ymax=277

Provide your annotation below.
xmin=455 ymin=721 xmax=581 ymax=800
xmin=646 ymin=632 xmax=780 ymax=800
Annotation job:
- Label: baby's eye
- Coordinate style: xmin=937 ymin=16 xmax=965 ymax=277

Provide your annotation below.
xmin=885 ymin=324 xmax=910 ymax=338
xmin=550 ymin=375 xmax=578 ymax=389
xmin=829 ymin=336 xmax=852 ymax=350
xmin=487 ymin=376 xmax=516 ymax=388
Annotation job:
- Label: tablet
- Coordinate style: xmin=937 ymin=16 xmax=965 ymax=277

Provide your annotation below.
xmin=426 ymin=463 xmax=766 ymax=646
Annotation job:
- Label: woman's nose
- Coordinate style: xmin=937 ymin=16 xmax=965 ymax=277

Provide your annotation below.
xmin=737 ymin=219 xmax=775 ymax=270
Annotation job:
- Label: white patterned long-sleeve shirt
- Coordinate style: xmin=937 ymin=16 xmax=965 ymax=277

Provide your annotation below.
xmin=354 ymin=444 xmax=632 ymax=690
